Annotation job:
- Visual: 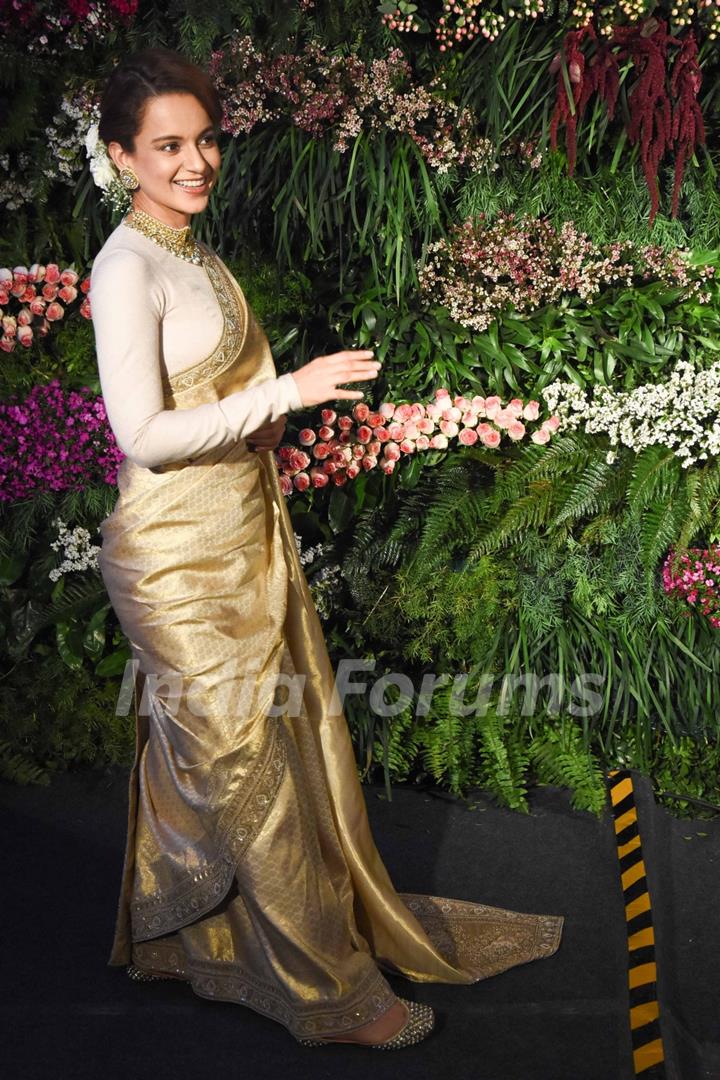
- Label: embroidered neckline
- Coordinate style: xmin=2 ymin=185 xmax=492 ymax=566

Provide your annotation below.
xmin=122 ymin=206 xmax=205 ymax=265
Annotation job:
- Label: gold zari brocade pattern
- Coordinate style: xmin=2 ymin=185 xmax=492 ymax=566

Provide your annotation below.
xmin=100 ymin=244 xmax=564 ymax=1043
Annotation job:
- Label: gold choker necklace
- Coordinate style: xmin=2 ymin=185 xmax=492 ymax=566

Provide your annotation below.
xmin=123 ymin=207 xmax=205 ymax=265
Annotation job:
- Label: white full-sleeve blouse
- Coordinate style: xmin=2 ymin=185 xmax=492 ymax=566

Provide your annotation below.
xmin=89 ymin=220 xmax=303 ymax=469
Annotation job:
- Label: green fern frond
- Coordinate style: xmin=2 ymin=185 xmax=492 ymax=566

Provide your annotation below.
xmin=528 ymin=718 xmax=607 ymax=815
xmin=550 ymin=459 xmax=616 ymax=526
xmin=626 ymin=446 xmax=680 ymax=511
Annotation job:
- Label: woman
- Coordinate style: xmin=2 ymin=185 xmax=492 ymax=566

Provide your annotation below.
xmin=89 ymin=46 xmax=564 ymax=1051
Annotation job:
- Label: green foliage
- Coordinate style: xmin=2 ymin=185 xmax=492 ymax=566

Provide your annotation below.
xmin=0 ymin=653 xmax=134 ymax=785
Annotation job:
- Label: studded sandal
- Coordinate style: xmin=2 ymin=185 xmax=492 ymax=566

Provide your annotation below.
xmin=126 ymin=962 xmax=184 ymax=982
xmin=298 ymin=998 xmax=435 ymax=1049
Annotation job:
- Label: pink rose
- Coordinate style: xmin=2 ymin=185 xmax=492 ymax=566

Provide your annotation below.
xmin=428 ymin=434 xmax=449 ymax=449
xmin=434 ymin=388 xmax=451 ymax=401
xmin=415 ymin=434 xmax=430 ymax=450
xmin=318 ymin=425 xmax=334 ymax=441
xmin=27 ymin=263 xmax=44 ymax=283
xmin=321 ymin=408 xmax=337 ymax=424
xmin=2 ymin=315 xmax=16 ymax=336
xmin=458 ymin=427 xmax=478 ymax=445
xmin=362 ymin=454 xmax=378 ymax=471
xmin=531 ymin=428 xmax=551 ymax=445
xmin=0 ymin=268 xmax=13 ymax=287
xmin=417 ymin=417 xmax=435 ymax=434
xmin=484 ymin=396 xmax=502 ymax=419
xmin=367 ymin=412 xmax=385 ymax=428
xmin=439 ymin=419 xmax=459 ymax=437
xmin=426 ymin=403 xmax=443 ymax=421
xmin=293 ymin=471 xmax=311 ymax=491
xmin=380 ymin=458 xmax=396 ymax=474
xmin=523 ymin=400 xmax=540 ymax=421
xmin=356 ymin=424 xmax=372 ymax=443
xmin=383 ymin=441 xmax=401 ymax=461
xmin=42 ymin=284 xmax=58 ymax=301
xmin=332 ymin=471 xmax=347 ymax=485
xmin=310 ymin=467 xmax=329 ymax=487
xmin=312 ymin=442 xmax=330 ymax=459
xmin=394 ymin=403 xmax=413 ymax=423
xmin=352 ymin=443 xmax=366 ymax=459
xmin=29 ymin=298 xmax=46 ymax=316
xmin=507 ymin=420 xmax=526 ymax=441
xmin=16 ymin=308 xmax=32 ymax=326
xmin=545 ymin=415 xmax=561 ymax=431
xmin=441 ymin=406 xmax=462 ymax=422
xmin=461 ymin=410 xmax=478 ymax=427
xmin=387 ymin=422 xmax=404 ymax=441
xmin=507 ymin=398 xmax=525 ymax=417
xmin=289 ymin=449 xmax=311 ymax=471
xmin=47 ymin=302 xmax=67 ymax=322
xmin=277 ymin=446 xmax=294 ymax=461
xmin=368 ymin=439 xmax=382 ymax=456
xmin=279 ymin=473 xmax=293 ymax=496
xmin=379 ymin=402 xmax=396 ymax=419
xmin=410 ymin=403 xmax=425 ymax=419
xmin=346 ymin=462 xmax=361 ymax=479
xmin=403 ymin=423 xmax=420 ymax=439
xmin=493 ymin=409 xmax=512 ymax=429
xmin=60 ymin=268 xmax=79 ymax=287
xmin=338 ymin=431 xmax=352 ymax=445
xmin=480 ymin=428 xmax=501 ymax=448
xmin=12 ymin=265 xmax=28 ymax=286
xmin=352 ymin=402 xmax=370 ymax=422
xmin=17 ymin=324 xmax=33 ymax=347
xmin=399 ymin=438 xmax=416 ymax=454
xmin=22 ymin=285 xmax=36 ymax=302
xmin=298 ymin=428 xmax=316 ymax=445
xmin=338 ymin=415 xmax=354 ymax=431
xmin=79 ymin=298 xmax=91 ymax=319
xmin=44 ymin=264 xmax=61 ymax=284
xmin=0 ymin=335 xmax=15 ymax=352
xmin=374 ymin=425 xmax=390 ymax=442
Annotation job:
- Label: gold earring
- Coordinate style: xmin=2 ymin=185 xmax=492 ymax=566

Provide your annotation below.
xmin=119 ymin=167 xmax=140 ymax=191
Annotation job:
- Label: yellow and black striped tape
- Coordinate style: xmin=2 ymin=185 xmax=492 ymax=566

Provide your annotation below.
xmin=607 ymin=769 xmax=666 ymax=1077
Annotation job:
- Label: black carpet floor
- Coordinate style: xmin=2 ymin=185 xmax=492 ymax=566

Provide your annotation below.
xmin=1 ymin=766 xmax=718 ymax=1080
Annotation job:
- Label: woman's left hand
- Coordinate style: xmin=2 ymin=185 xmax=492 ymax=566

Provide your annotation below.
xmin=246 ymin=414 xmax=287 ymax=452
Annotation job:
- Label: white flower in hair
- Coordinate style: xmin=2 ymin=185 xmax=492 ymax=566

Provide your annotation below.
xmin=85 ymin=121 xmax=117 ymax=191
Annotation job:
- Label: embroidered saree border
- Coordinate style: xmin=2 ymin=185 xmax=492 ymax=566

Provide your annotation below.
xmin=131 ymin=937 xmax=397 ymax=1040
xmin=131 ymin=720 xmax=288 ymax=941
xmin=161 ymin=246 xmax=248 ymax=397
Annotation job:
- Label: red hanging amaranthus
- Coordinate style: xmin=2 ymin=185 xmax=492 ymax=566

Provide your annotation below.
xmin=550 ymin=18 xmax=705 ymax=226
xmin=550 ymin=24 xmax=621 ymax=177
xmin=670 ymin=30 xmax=705 ymax=218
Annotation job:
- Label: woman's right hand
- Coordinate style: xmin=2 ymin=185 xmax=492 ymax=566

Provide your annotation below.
xmin=289 ymin=350 xmax=381 ymax=408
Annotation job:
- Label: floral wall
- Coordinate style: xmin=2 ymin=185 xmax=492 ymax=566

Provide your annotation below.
xmin=1 ymin=0 xmax=719 ymax=817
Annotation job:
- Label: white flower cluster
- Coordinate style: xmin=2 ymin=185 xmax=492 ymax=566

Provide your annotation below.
xmin=294 ymin=531 xmax=325 ymax=566
xmin=84 ymin=119 xmax=132 ymax=212
xmin=49 ymin=518 xmax=101 ymax=582
xmin=45 ymin=89 xmax=100 ymax=185
xmin=0 ymin=151 xmax=42 ymax=210
xmin=293 ymin=532 xmax=342 ymax=620
xmin=542 ymin=358 xmax=720 ymax=468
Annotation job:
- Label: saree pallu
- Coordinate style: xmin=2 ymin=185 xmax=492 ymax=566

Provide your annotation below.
xmin=99 ymin=249 xmax=564 ymax=1043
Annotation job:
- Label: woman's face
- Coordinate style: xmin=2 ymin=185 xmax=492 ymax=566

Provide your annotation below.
xmin=108 ymin=92 xmax=222 ymax=228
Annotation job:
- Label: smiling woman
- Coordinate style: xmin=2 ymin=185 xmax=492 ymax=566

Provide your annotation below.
xmin=101 ymin=83 xmax=221 ymax=228
xmin=90 ymin=46 xmax=563 ymax=1053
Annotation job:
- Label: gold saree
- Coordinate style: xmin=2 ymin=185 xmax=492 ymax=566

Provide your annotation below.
xmin=99 ymin=247 xmax=564 ymax=1043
